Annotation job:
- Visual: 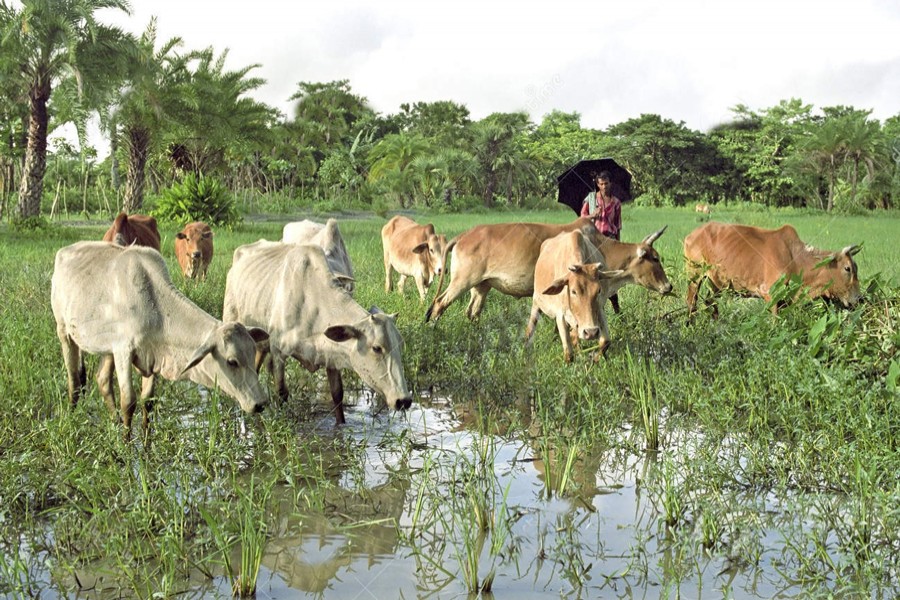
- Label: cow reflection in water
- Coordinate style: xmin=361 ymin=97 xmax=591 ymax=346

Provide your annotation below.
xmin=262 ymin=458 xmax=410 ymax=593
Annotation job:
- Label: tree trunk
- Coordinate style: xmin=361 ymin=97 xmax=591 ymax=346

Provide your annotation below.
xmin=826 ymin=155 xmax=835 ymax=212
xmin=16 ymin=85 xmax=51 ymax=219
xmin=124 ymin=127 xmax=151 ymax=213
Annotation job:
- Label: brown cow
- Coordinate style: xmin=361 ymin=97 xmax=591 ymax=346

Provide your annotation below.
xmin=382 ymin=216 xmax=447 ymax=301
xmin=175 ymin=222 xmax=214 ymax=279
xmin=683 ymin=222 xmax=862 ymax=318
xmin=102 ymin=212 xmax=161 ymax=251
xmin=591 ymin=227 xmax=673 ymax=312
xmin=425 ymin=217 xmax=601 ymax=322
xmin=525 ymin=230 xmax=626 ymax=361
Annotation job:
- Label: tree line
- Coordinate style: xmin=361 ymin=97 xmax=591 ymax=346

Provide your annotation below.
xmin=2 ymin=0 xmax=899 ymax=224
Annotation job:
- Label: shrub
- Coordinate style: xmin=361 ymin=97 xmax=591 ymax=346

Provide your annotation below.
xmin=152 ymin=174 xmax=241 ymax=227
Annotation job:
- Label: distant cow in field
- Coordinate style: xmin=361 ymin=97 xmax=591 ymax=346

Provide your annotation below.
xmin=525 ymin=230 xmax=626 ymax=361
xmin=426 ymin=217 xmax=601 ymax=322
xmin=683 ymin=222 xmax=862 ymax=317
xmin=381 ymin=215 xmax=447 ymax=301
xmin=695 ymin=203 xmax=711 ymax=215
xmin=591 ymin=227 xmax=673 ymax=313
xmin=223 ymin=241 xmax=412 ymax=425
xmin=175 ymin=222 xmax=214 ymax=279
xmin=283 ymin=218 xmax=355 ymax=294
xmin=102 ymin=212 xmax=161 ymax=251
xmin=50 ymin=242 xmax=269 ymax=435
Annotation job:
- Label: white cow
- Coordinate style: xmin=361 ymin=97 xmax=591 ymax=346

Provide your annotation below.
xmin=282 ymin=218 xmax=355 ymax=293
xmin=525 ymin=231 xmax=626 ymax=362
xmin=381 ymin=215 xmax=447 ymax=301
xmin=50 ymin=241 xmax=269 ymax=434
xmin=223 ymin=241 xmax=413 ymax=424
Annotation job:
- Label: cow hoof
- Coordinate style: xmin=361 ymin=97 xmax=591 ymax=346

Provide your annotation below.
xmin=395 ymin=397 xmax=413 ymax=411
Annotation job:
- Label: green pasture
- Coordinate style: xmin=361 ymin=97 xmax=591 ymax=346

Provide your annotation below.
xmin=0 ymin=206 xmax=897 ymax=598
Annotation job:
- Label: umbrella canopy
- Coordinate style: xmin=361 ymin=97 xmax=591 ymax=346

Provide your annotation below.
xmin=556 ymin=158 xmax=632 ymax=215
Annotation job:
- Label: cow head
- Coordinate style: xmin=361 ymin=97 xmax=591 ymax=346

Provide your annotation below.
xmin=626 ymin=226 xmax=674 ymax=295
xmin=543 ymin=263 xmax=626 ymax=350
xmin=817 ymin=244 xmax=862 ymax=307
xmin=182 ymin=322 xmax=270 ymax=413
xmin=176 ymin=222 xmax=213 ymax=279
xmin=412 ymin=229 xmax=448 ymax=286
xmin=323 ymin=309 xmax=413 ymax=411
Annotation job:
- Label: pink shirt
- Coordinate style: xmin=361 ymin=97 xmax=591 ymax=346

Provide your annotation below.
xmin=581 ymin=193 xmax=622 ymax=239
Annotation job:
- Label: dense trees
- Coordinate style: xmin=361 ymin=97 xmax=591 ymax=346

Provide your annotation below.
xmin=1 ymin=6 xmax=898 ymax=219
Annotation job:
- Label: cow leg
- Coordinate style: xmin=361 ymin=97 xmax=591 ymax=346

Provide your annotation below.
xmin=397 ymin=274 xmax=408 ymax=293
xmin=414 ymin=275 xmax=427 ymax=301
xmin=685 ymin=278 xmax=700 ymax=318
xmin=524 ymin=303 xmax=541 ymax=344
xmin=384 ymin=253 xmax=394 ymax=292
xmin=556 ymin=315 xmax=574 ymax=363
xmin=608 ymin=293 xmax=621 ymax=314
xmin=271 ymin=354 xmax=289 ymax=404
xmin=113 ymin=352 xmax=137 ymax=436
xmin=465 ymin=283 xmax=491 ymax=320
xmin=59 ymin=332 xmax=83 ymax=406
xmin=426 ymin=279 xmax=471 ymax=322
xmin=140 ymin=374 xmax=156 ymax=432
xmin=326 ymin=367 xmax=346 ymax=425
xmin=96 ymin=354 xmax=118 ymax=417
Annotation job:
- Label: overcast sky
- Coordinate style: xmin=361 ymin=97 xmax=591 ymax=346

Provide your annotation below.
xmin=96 ymin=0 xmax=899 ymax=133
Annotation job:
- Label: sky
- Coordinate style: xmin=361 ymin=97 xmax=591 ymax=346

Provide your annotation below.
xmin=81 ymin=0 xmax=900 ymax=145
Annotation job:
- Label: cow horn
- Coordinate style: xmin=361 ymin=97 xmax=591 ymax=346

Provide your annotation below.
xmin=842 ymin=244 xmax=862 ymax=257
xmin=641 ymin=225 xmax=668 ymax=246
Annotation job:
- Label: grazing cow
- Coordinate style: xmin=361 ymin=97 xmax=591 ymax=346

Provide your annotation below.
xmin=223 ymin=241 xmax=412 ymax=425
xmin=175 ymin=221 xmax=214 ymax=279
xmin=282 ymin=218 xmax=355 ymax=293
xmin=102 ymin=212 xmax=161 ymax=251
xmin=695 ymin=203 xmax=711 ymax=215
xmin=426 ymin=217 xmax=602 ymax=322
xmin=50 ymin=242 xmax=269 ymax=435
xmin=381 ymin=215 xmax=447 ymax=301
xmin=525 ymin=230 xmax=627 ymax=361
xmin=590 ymin=227 xmax=674 ymax=312
xmin=683 ymin=222 xmax=862 ymax=317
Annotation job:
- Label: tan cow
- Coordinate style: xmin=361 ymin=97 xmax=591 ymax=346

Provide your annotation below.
xmin=525 ymin=230 xmax=627 ymax=361
xmin=50 ymin=242 xmax=269 ymax=435
xmin=683 ymin=222 xmax=862 ymax=317
xmin=174 ymin=221 xmax=214 ymax=279
xmin=223 ymin=241 xmax=412 ymax=425
xmin=426 ymin=217 xmax=602 ymax=322
xmin=695 ymin=203 xmax=711 ymax=214
xmin=283 ymin=218 xmax=355 ymax=293
xmin=102 ymin=212 xmax=161 ymax=251
xmin=591 ymin=227 xmax=673 ymax=312
xmin=381 ymin=215 xmax=447 ymax=301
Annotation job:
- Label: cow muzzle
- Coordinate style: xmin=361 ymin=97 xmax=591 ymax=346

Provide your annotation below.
xmin=580 ymin=326 xmax=600 ymax=340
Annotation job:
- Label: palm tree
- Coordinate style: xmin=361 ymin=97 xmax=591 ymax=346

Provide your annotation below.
xmin=471 ymin=112 xmax=531 ymax=207
xmin=0 ymin=0 xmax=131 ymax=220
xmin=367 ymin=133 xmax=430 ymax=207
xmin=843 ymin=114 xmax=881 ymax=206
xmin=798 ymin=119 xmax=846 ymax=212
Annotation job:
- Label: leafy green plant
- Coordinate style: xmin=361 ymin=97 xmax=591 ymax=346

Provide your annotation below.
xmin=152 ymin=173 xmax=241 ymax=227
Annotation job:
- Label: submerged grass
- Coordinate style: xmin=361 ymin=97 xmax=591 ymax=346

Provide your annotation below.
xmin=0 ymin=207 xmax=898 ymax=597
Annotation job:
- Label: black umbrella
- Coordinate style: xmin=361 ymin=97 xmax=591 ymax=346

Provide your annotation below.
xmin=556 ymin=158 xmax=632 ymax=215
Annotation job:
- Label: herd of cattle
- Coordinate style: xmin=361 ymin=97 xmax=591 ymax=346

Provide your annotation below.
xmin=49 ymin=211 xmax=862 ymax=435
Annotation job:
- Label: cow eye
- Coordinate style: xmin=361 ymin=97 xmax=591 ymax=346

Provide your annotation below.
xmin=227 ymin=358 xmax=239 ymax=368
xmin=373 ymin=345 xmax=384 ymax=355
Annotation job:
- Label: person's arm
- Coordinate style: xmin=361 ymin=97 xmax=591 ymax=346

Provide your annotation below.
xmin=580 ymin=200 xmax=590 ymax=218
xmin=611 ymin=198 xmax=622 ymax=235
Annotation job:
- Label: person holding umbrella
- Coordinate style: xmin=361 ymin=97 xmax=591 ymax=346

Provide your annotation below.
xmin=581 ymin=170 xmax=623 ymax=312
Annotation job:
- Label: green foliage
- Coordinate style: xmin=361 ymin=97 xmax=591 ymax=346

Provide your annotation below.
xmin=152 ymin=173 xmax=240 ymax=227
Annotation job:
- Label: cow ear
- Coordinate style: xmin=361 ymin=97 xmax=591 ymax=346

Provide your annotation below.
xmin=176 ymin=232 xmax=187 ymax=240
xmin=182 ymin=340 xmax=216 ymax=375
xmin=325 ymin=325 xmax=361 ymax=342
xmin=412 ymin=242 xmax=429 ymax=254
xmin=203 ymin=231 xmax=213 ymax=239
xmin=596 ymin=268 xmax=626 ymax=281
xmin=542 ymin=277 xmax=568 ymax=295
xmin=334 ymin=274 xmax=356 ymax=290
xmin=247 ymin=326 xmax=269 ymax=345
xmin=641 ymin=225 xmax=667 ymax=246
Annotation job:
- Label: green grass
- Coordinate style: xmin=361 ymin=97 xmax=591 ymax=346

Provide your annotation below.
xmin=0 ymin=205 xmax=898 ymax=597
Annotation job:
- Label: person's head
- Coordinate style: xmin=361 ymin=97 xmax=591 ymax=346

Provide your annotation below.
xmin=596 ymin=171 xmax=611 ymax=192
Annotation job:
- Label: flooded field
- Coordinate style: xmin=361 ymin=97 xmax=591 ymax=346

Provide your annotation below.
xmin=4 ymin=389 xmax=896 ymax=599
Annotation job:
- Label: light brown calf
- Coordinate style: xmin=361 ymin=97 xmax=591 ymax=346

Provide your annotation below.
xmin=695 ymin=203 xmax=711 ymax=214
xmin=525 ymin=231 xmax=626 ymax=361
xmin=683 ymin=221 xmax=861 ymax=318
xmin=175 ymin=221 xmax=214 ymax=279
xmin=382 ymin=215 xmax=447 ymax=301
